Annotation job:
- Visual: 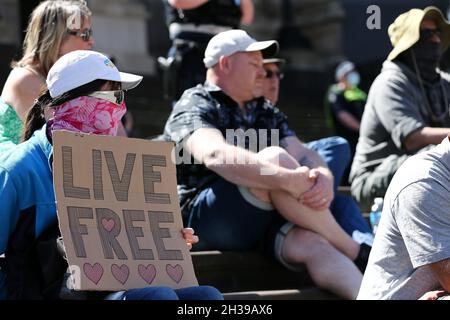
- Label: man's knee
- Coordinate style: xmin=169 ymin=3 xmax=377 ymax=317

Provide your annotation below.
xmin=258 ymin=146 xmax=298 ymax=169
xmin=288 ymin=228 xmax=329 ymax=248
xmin=247 ymin=187 xmax=272 ymax=204
xmin=283 ymin=227 xmax=330 ymax=262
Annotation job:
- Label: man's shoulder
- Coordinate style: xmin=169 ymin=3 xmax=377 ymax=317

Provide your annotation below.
xmin=379 ymin=61 xmax=425 ymax=91
xmin=375 ymin=61 xmax=410 ymax=84
xmin=387 ymin=148 xmax=449 ymax=202
xmin=326 ymin=85 xmax=346 ymax=103
xmin=253 ymin=97 xmax=284 ymax=114
xmin=178 ymin=85 xmax=213 ymax=101
xmin=175 ymin=84 xmax=223 ymax=109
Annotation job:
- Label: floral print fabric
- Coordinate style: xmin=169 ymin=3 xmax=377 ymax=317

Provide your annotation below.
xmin=50 ymin=96 xmax=126 ymax=136
xmin=0 ymin=98 xmax=23 ymax=154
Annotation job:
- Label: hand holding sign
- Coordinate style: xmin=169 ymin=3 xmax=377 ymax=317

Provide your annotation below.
xmin=182 ymin=228 xmax=199 ymax=250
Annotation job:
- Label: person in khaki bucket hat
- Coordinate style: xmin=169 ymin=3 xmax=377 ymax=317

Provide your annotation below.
xmin=355 ymin=7 xmax=450 ymax=300
xmin=387 ymin=6 xmax=450 ymax=61
xmin=350 ymin=6 xmax=450 ymax=215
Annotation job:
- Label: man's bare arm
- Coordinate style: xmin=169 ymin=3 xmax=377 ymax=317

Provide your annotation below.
xmin=240 ymin=0 xmax=254 ymax=25
xmin=429 ymin=258 xmax=450 ymax=292
xmin=336 ymin=110 xmax=360 ymax=132
xmin=404 ymin=127 xmax=450 ymax=152
xmin=186 ymin=128 xmax=313 ymax=197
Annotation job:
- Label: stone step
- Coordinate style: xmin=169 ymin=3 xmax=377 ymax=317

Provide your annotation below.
xmin=223 ymin=288 xmax=338 ymax=300
xmin=191 ymin=251 xmax=316 ymax=294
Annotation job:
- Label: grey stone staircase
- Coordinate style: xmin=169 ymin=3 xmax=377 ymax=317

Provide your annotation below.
xmin=191 ymin=251 xmax=338 ymax=300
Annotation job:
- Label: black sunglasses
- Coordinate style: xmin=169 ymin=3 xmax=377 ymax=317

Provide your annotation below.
xmin=420 ymin=28 xmax=441 ymax=40
xmin=265 ymin=70 xmax=284 ymax=80
xmin=67 ymin=28 xmax=93 ymax=42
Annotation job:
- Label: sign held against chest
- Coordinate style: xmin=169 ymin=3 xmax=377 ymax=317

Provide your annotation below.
xmin=53 ymin=131 xmax=197 ymax=291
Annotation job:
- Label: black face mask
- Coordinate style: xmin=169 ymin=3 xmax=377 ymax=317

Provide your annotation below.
xmin=411 ymin=40 xmax=442 ymax=83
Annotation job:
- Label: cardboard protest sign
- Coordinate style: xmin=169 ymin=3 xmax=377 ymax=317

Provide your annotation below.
xmin=53 ymin=131 xmax=198 ymax=291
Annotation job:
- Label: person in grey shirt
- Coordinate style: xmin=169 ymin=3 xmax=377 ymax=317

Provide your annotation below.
xmin=350 ymin=7 xmax=450 ymax=211
xmin=357 ymin=136 xmax=450 ymax=300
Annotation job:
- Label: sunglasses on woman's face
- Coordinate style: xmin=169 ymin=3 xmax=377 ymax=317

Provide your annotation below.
xmin=89 ymin=90 xmax=124 ymax=105
xmin=67 ymin=28 xmax=93 ymax=42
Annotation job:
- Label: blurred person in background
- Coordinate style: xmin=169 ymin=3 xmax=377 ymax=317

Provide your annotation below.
xmin=325 ymin=60 xmax=366 ymax=184
xmin=159 ymin=0 xmax=254 ymax=102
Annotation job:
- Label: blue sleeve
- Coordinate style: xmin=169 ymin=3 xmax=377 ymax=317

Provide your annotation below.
xmin=0 ymin=167 xmax=20 ymax=255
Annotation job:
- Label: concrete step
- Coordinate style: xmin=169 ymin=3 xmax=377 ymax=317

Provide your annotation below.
xmin=223 ymin=288 xmax=338 ymax=300
xmin=191 ymin=251 xmax=315 ymax=294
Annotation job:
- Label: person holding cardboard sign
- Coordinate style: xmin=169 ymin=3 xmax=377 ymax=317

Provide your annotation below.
xmin=0 ymin=50 xmax=222 ymax=301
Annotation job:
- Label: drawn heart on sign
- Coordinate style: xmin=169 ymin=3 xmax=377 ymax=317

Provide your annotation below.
xmin=166 ymin=264 xmax=184 ymax=284
xmin=138 ymin=264 xmax=157 ymax=285
xmin=83 ymin=263 xmax=104 ymax=285
xmin=111 ymin=264 xmax=130 ymax=285
xmin=102 ymin=218 xmax=115 ymax=232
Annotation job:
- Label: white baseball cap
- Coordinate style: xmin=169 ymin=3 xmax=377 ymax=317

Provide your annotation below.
xmin=204 ymin=29 xmax=279 ymax=69
xmin=47 ymin=50 xmax=143 ymax=98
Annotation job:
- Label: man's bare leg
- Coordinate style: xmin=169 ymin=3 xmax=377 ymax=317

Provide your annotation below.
xmin=249 ymin=147 xmax=360 ymax=260
xmin=282 ymin=227 xmax=362 ymax=299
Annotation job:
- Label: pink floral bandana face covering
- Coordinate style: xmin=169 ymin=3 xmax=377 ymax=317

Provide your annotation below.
xmin=49 ymin=95 xmax=126 ymax=136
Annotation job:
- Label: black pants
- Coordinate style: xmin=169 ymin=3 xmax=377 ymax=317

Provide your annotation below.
xmin=166 ymin=32 xmax=214 ymax=101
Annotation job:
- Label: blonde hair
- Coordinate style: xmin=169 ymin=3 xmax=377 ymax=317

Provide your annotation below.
xmin=13 ymin=0 xmax=92 ymax=76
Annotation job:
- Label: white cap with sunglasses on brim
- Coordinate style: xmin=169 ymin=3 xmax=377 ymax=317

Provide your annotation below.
xmin=203 ymin=29 xmax=279 ymax=69
xmin=387 ymin=6 xmax=450 ymax=61
xmin=47 ymin=50 xmax=143 ymax=98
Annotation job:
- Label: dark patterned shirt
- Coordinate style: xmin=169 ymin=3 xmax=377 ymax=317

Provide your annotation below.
xmin=163 ymin=83 xmax=296 ymax=210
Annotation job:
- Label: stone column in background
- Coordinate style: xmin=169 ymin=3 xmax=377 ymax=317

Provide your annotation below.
xmin=0 ymin=0 xmax=20 ymax=46
xmin=88 ymin=0 xmax=155 ymax=75
xmin=295 ymin=0 xmax=345 ymax=66
xmin=243 ymin=0 xmax=282 ymax=41
xmin=246 ymin=0 xmax=345 ymax=68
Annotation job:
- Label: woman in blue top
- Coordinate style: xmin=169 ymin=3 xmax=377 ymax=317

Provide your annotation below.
xmin=0 ymin=50 xmax=222 ymax=300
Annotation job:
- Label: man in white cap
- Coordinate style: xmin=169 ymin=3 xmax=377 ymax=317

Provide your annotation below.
xmin=163 ymin=29 xmax=371 ymax=299
xmin=350 ymin=6 xmax=450 ymax=212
